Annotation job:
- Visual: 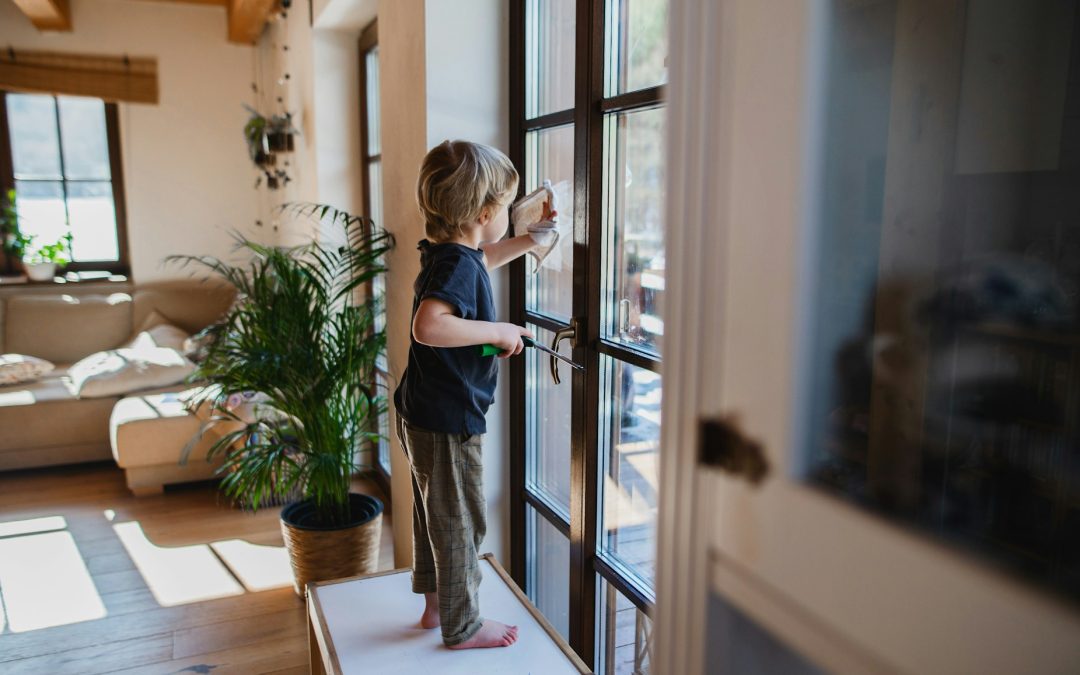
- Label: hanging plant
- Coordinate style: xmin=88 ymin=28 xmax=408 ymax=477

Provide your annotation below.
xmin=266 ymin=112 xmax=297 ymax=153
xmin=244 ymin=107 xmax=297 ymax=162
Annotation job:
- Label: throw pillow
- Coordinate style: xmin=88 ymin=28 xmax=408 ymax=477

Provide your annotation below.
xmin=66 ymin=347 xmax=196 ymax=398
xmin=0 ymin=354 xmax=55 ymax=386
xmin=127 ymin=323 xmax=190 ymax=352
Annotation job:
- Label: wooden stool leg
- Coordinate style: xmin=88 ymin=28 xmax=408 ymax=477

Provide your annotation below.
xmin=309 ymin=611 xmax=327 ymax=675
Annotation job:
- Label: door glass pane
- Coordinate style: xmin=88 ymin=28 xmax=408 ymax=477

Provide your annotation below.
xmin=14 ymin=180 xmax=67 ymax=252
xmin=525 ymin=0 xmax=576 ymax=118
xmin=527 ymin=505 xmax=570 ymax=640
xmin=524 ymin=124 xmax=575 ymax=320
xmin=602 ymin=107 xmax=667 ymax=355
xmin=57 ymin=97 xmax=111 ymax=180
xmin=67 ymin=181 xmax=118 ymax=262
xmin=801 ymin=0 xmax=1080 ymax=601
xmin=605 ymin=0 xmax=669 ymax=96
xmin=7 ymin=94 xmax=61 ymax=179
xmin=375 ymin=369 xmax=391 ymax=475
xmin=365 ymin=47 xmax=381 ymax=157
xmin=526 ymin=324 xmax=572 ymax=516
xmin=596 ymin=576 xmax=653 ymax=675
xmin=599 ymin=357 xmax=661 ymax=587
xmin=704 ymin=591 xmax=823 ymax=674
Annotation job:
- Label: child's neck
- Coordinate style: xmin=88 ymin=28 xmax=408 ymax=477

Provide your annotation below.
xmin=445 ymin=226 xmax=484 ymax=250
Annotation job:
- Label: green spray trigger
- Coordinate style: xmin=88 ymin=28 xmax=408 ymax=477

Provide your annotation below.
xmin=479 ymin=343 xmax=503 ymax=357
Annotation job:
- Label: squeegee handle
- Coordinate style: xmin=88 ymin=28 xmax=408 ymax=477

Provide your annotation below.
xmin=479 ymin=343 xmax=503 ymax=357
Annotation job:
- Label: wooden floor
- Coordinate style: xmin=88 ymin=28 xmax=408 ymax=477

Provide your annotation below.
xmin=0 ymin=462 xmax=394 ymax=674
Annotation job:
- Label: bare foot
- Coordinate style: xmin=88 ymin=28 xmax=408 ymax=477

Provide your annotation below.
xmin=447 ymin=620 xmax=519 ymax=649
xmin=419 ymin=592 xmax=440 ymax=629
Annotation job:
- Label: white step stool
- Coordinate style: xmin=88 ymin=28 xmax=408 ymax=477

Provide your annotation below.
xmin=307 ymin=553 xmax=591 ymax=674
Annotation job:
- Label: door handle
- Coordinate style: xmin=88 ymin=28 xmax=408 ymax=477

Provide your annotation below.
xmin=698 ymin=415 xmax=770 ymax=485
xmin=550 ymin=321 xmax=578 ymax=385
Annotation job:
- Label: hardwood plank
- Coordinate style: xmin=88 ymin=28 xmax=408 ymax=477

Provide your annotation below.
xmin=111 ymin=636 xmax=309 ymax=675
xmin=0 ymin=588 xmax=301 ymax=662
xmin=4 ymin=633 xmax=174 ymax=675
xmin=171 ymin=606 xmax=308 ymax=659
xmin=0 ymin=463 xmax=393 ymax=673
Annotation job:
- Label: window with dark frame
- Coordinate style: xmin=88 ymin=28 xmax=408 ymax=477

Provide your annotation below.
xmin=358 ymin=21 xmax=391 ymax=491
xmin=509 ymin=0 xmax=667 ymax=672
xmin=0 ymin=91 xmax=129 ymax=276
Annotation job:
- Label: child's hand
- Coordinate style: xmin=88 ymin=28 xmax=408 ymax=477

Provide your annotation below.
xmin=492 ymin=323 xmax=533 ymax=358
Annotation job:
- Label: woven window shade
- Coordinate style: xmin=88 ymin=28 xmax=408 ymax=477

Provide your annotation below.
xmin=0 ymin=49 xmax=158 ymax=104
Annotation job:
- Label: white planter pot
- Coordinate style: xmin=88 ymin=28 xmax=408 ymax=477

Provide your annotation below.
xmin=25 ymin=262 xmax=57 ymax=282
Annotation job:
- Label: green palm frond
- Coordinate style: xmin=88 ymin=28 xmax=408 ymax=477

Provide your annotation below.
xmin=168 ymin=203 xmax=393 ymax=527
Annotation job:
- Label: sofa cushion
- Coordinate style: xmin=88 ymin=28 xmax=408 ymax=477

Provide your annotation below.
xmin=67 ymin=347 xmax=195 ymax=399
xmin=110 ymin=389 xmax=221 ymax=468
xmin=132 ymin=281 xmax=236 ymax=337
xmin=0 ymin=354 xmax=55 ymax=385
xmin=0 ymin=367 xmax=118 ymax=454
xmin=4 ymin=293 xmax=133 ymax=363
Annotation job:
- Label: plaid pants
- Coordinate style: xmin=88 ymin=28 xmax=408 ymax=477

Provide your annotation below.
xmin=397 ymin=415 xmax=486 ymax=646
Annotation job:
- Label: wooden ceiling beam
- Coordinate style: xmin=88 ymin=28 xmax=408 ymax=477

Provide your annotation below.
xmin=133 ymin=0 xmax=227 ymax=6
xmin=11 ymin=0 xmax=72 ymax=32
xmin=227 ymin=0 xmax=277 ymax=45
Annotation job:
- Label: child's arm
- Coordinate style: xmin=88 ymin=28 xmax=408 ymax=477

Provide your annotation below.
xmin=413 ymin=298 xmax=533 ymax=357
xmin=482 ymin=202 xmax=559 ymax=270
xmin=480 ymin=234 xmax=538 ymax=270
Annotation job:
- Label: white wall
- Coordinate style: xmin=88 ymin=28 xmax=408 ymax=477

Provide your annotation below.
xmin=0 ymin=0 xmax=263 ymax=282
xmin=257 ymin=0 xmax=512 ymax=568
xmin=424 ymin=0 xmax=512 ymax=567
xmin=311 ymin=30 xmax=365 ymax=241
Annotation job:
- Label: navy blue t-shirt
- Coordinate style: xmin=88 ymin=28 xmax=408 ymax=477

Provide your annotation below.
xmin=393 ymin=240 xmax=498 ymax=435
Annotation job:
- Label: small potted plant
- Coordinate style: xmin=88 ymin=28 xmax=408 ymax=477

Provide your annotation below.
xmin=243 ymin=107 xmax=273 ymax=167
xmin=23 ymin=232 xmax=72 ymax=282
xmin=173 ymin=203 xmax=393 ymax=596
xmin=244 ymin=106 xmax=297 ymax=167
xmin=266 ymin=112 xmax=297 ymax=153
xmin=0 ymin=189 xmax=32 ymax=277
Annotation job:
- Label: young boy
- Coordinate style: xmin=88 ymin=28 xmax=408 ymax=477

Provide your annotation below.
xmin=393 ymin=140 xmax=557 ymax=649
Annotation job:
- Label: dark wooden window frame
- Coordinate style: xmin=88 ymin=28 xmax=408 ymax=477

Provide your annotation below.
xmin=358 ymin=20 xmax=391 ymax=498
xmin=0 ymin=90 xmax=130 ymax=276
xmin=509 ymin=0 xmax=664 ymax=667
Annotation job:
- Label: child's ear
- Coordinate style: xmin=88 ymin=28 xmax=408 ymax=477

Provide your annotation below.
xmin=478 ymin=205 xmax=493 ymax=225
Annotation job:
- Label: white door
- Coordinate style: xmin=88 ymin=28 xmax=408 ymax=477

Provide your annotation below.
xmin=657 ymin=1 xmax=1080 ymax=673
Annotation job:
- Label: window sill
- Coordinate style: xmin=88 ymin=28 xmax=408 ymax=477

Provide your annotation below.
xmin=0 ymin=271 xmax=129 ymax=287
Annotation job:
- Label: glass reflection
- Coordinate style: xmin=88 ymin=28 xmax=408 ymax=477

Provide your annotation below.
xmin=526 ymin=325 xmax=573 ymax=514
xmin=526 ymin=505 xmax=570 ymax=640
xmin=802 ymin=0 xmax=1080 ymax=601
xmin=599 ymin=357 xmax=661 ymax=586
xmin=603 ymin=107 xmax=666 ymax=355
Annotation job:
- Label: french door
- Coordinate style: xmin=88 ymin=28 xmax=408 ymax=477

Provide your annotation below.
xmin=657 ymin=1 xmax=1080 ymax=673
xmin=508 ymin=0 xmax=668 ymax=671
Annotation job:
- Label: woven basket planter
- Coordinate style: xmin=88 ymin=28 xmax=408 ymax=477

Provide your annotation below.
xmin=280 ymin=493 xmax=384 ymax=597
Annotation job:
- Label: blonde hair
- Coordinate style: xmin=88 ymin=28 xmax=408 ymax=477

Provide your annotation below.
xmin=416 ymin=140 xmax=519 ymax=242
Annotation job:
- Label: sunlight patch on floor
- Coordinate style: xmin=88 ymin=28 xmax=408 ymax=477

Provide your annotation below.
xmin=0 ymin=530 xmax=106 ymax=632
xmin=113 ymin=521 xmax=244 ymax=606
xmin=210 ymin=539 xmax=293 ymax=592
xmin=0 ymin=515 xmax=67 ymax=538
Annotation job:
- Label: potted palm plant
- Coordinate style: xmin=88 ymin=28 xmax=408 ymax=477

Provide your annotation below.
xmin=173 ymin=203 xmax=393 ymax=596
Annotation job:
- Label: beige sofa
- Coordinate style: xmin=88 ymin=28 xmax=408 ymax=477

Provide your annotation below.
xmin=0 ymin=280 xmax=235 ymax=474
